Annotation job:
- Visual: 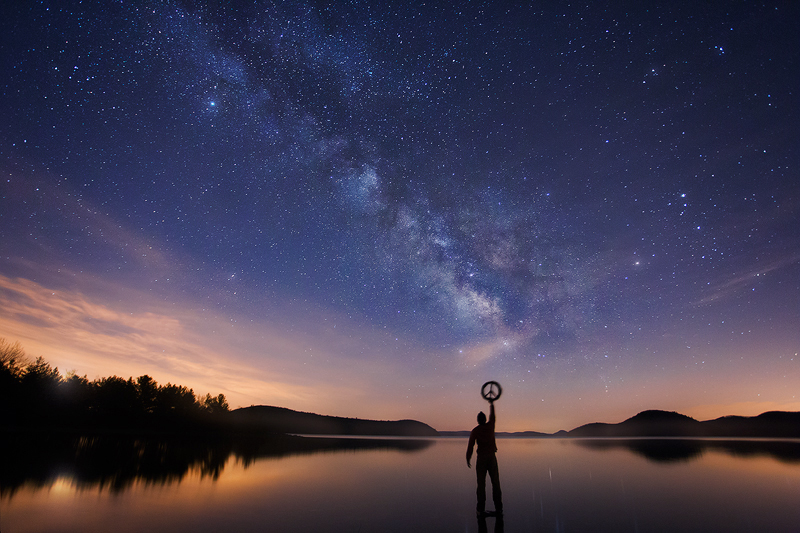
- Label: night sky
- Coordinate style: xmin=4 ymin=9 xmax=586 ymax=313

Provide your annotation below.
xmin=2 ymin=1 xmax=798 ymax=431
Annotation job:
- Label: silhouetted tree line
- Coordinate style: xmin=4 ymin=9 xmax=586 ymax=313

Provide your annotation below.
xmin=1 ymin=338 xmax=229 ymax=433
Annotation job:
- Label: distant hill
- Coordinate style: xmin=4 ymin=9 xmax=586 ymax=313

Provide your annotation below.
xmin=230 ymin=405 xmax=438 ymax=437
xmin=568 ymin=410 xmax=800 ymax=438
xmin=700 ymin=411 xmax=800 ymax=438
xmin=231 ymin=408 xmax=798 ymax=439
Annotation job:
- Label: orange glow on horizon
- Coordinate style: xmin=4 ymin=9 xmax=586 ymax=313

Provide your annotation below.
xmin=1 ymin=271 xmax=798 ymax=434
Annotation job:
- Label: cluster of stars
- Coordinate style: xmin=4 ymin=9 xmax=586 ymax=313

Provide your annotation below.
xmin=1 ymin=1 xmax=796 ymax=385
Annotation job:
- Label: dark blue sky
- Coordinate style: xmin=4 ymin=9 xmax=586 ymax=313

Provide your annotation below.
xmin=1 ymin=1 xmax=797 ymax=430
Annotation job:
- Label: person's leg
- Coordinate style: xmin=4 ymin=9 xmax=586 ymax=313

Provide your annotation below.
xmin=476 ymin=455 xmax=488 ymax=513
xmin=487 ymin=455 xmax=503 ymax=513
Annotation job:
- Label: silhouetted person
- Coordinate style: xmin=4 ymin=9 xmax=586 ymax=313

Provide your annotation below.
xmin=467 ymin=399 xmax=503 ymax=517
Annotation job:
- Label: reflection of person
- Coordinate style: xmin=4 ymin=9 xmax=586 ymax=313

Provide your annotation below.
xmin=466 ymin=399 xmax=503 ymax=516
xmin=478 ymin=512 xmax=505 ymax=533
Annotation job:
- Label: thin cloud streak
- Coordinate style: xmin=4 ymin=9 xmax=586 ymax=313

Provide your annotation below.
xmin=0 ymin=273 xmax=340 ymax=407
xmin=692 ymin=251 xmax=800 ymax=306
xmin=1 ymin=162 xmax=174 ymax=274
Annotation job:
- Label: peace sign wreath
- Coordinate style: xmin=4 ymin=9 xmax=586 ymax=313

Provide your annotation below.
xmin=481 ymin=381 xmax=502 ymax=402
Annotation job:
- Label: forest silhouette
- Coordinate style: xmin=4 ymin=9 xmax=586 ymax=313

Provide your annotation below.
xmin=0 ymin=337 xmax=435 ymax=495
xmin=0 ymin=338 xmax=229 ymax=433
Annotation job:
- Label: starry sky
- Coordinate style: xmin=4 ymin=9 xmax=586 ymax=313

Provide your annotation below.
xmin=1 ymin=1 xmax=798 ymax=432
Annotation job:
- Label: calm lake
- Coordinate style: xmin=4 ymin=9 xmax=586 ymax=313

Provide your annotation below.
xmin=3 ymin=436 xmax=799 ymax=532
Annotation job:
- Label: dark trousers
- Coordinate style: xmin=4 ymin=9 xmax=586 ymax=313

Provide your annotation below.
xmin=475 ymin=453 xmax=502 ymax=513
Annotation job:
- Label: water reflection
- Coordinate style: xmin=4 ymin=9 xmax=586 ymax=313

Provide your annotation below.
xmin=0 ymin=431 xmax=433 ymax=496
xmin=477 ymin=513 xmax=504 ymax=533
xmin=575 ymin=437 xmax=800 ymax=463
xmin=3 ymin=437 xmax=799 ymax=532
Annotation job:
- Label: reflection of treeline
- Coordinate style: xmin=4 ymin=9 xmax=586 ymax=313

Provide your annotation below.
xmin=1 ymin=425 xmax=434 ymax=497
xmin=0 ymin=432 xmax=233 ymax=496
xmin=0 ymin=338 xmax=228 ymax=431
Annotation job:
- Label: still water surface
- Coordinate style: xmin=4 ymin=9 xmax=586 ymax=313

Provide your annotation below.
xmin=4 ymin=437 xmax=799 ymax=532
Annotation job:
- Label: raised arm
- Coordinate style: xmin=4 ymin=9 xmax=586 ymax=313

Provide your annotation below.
xmin=489 ymin=400 xmax=496 ymax=426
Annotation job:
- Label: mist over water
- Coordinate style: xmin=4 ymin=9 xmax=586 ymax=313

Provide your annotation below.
xmin=4 ymin=437 xmax=799 ymax=532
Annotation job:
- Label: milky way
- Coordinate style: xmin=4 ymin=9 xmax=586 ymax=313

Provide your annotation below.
xmin=1 ymin=1 xmax=797 ymax=429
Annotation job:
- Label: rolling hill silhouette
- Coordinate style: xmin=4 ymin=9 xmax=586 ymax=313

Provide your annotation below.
xmin=230 ymin=405 xmax=439 ymax=437
xmin=568 ymin=410 xmax=800 ymax=438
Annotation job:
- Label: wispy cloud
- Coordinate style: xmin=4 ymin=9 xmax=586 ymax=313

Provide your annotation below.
xmin=1 ymin=160 xmax=174 ymax=276
xmin=0 ymin=272 xmax=256 ymax=398
xmin=0 ymin=271 xmax=452 ymax=417
xmin=693 ymin=252 xmax=800 ymax=306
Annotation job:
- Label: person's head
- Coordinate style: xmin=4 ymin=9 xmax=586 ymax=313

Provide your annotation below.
xmin=477 ymin=411 xmax=487 ymax=425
